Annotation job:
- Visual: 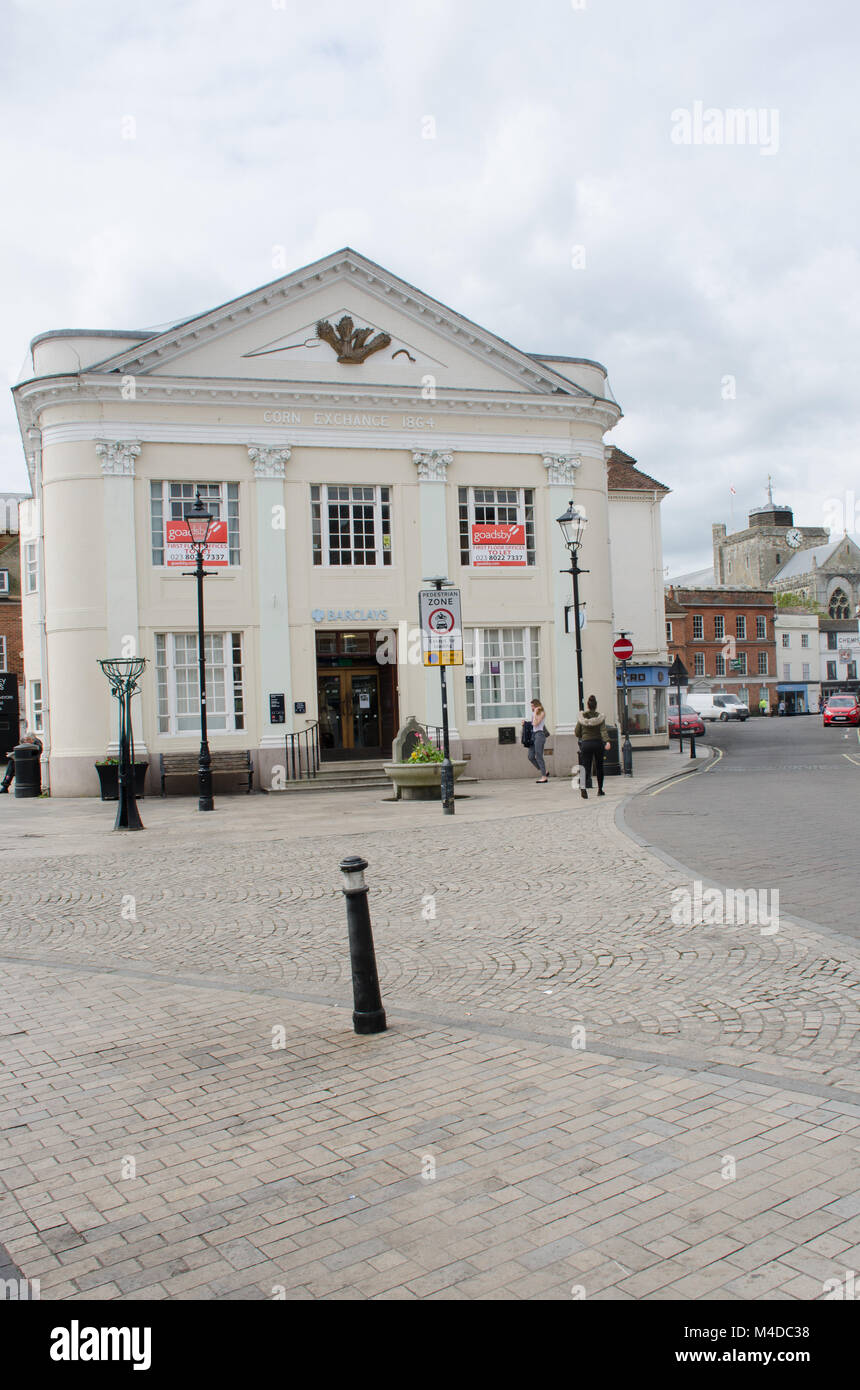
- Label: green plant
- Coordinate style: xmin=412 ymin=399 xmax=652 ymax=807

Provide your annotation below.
xmin=96 ymin=758 xmax=119 ymax=766
xmin=405 ymin=740 xmax=444 ymax=764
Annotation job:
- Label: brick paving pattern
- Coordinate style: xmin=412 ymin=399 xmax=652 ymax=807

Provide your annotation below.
xmin=0 ymin=750 xmax=858 ymax=1300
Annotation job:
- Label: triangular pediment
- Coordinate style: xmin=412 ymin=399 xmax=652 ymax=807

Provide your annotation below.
xmin=88 ymin=249 xmax=592 ymax=398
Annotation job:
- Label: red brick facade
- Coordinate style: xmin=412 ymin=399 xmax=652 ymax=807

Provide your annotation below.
xmin=0 ymin=529 xmax=24 ymax=687
xmin=665 ymin=586 xmax=777 ymax=705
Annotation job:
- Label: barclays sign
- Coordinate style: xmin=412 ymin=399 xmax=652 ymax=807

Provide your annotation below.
xmin=312 ymin=608 xmax=389 ymax=623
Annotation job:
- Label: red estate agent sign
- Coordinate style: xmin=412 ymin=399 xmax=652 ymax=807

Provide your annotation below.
xmin=165 ymin=518 xmax=229 ymax=567
xmin=470 ymin=522 xmax=526 ymax=566
xmin=613 ymin=636 xmax=634 ymax=661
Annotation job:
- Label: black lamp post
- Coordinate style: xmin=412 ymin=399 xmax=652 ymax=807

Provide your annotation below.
xmin=184 ymin=492 xmax=215 ymax=812
xmin=557 ymin=501 xmax=589 ymax=714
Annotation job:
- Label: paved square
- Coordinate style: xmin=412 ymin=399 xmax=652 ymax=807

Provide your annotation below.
xmin=1 ymin=754 xmax=858 ymax=1300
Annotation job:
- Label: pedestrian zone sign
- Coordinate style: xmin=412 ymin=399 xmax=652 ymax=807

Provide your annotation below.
xmin=419 ymin=588 xmax=464 ymax=666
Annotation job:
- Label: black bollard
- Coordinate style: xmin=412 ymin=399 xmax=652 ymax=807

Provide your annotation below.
xmin=689 ymin=732 xmax=697 ymax=759
xmin=339 ymin=857 xmax=387 ymax=1035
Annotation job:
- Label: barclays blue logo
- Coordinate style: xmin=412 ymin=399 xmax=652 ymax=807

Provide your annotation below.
xmin=311 ymin=609 xmax=326 ymax=622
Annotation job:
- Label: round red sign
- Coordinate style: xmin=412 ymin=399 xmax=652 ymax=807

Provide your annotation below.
xmin=613 ymin=637 xmax=634 ymax=660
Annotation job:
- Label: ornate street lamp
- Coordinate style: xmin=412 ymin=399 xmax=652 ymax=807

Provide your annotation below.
xmin=184 ymin=492 xmax=215 ymax=811
xmin=98 ymin=657 xmax=147 ymax=831
xmin=557 ymin=501 xmax=589 ymax=713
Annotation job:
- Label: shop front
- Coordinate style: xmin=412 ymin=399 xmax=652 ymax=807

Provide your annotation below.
xmin=616 ymin=663 xmax=670 ymax=745
xmin=776 ymin=682 xmax=810 ymax=715
xmin=314 ymin=629 xmax=398 ymax=759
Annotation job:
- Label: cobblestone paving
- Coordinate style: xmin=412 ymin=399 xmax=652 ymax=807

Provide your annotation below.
xmin=0 ymin=752 xmax=858 ymax=1300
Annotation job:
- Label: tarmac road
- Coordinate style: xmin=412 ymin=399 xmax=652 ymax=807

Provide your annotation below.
xmin=624 ymin=714 xmax=860 ymax=942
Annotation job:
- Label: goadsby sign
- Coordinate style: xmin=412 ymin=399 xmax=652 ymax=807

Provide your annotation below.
xmin=470 ymin=523 xmax=526 ymax=566
xmin=165 ymin=519 xmax=228 ymax=567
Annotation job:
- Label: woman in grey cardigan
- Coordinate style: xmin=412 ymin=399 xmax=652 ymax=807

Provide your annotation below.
xmin=528 ymin=700 xmax=550 ymax=782
xmin=574 ymin=695 xmax=611 ymax=799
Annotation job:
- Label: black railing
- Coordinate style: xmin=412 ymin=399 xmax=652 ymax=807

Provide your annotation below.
xmin=424 ymin=724 xmax=445 ymax=751
xmin=285 ymin=723 xmax=320 ymax=780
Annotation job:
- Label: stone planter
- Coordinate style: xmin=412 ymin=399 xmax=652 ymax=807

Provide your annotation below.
xmin=383 ymin=760 xmax=467 ymax=801
xmin=95 ymin=762 xmax=149 ymax=801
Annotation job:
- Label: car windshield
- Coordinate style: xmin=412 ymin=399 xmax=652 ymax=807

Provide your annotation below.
xmin=829 ymin=697 xmax=855 ymax=708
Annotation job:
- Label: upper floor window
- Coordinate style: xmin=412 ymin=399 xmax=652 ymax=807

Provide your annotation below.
xmin=714 ymin=615 xmax=725 ymax=640
xmin=802 ymin=663 xmax=811 ymax=680
xmin=735 ymin=651 xmax=748 ymax=674
xmin=151 ymin=482 xmax=240 ymax=566
xmin=30 ymin=679 xmax=43 ymax=733
xmin=693 ymin=652 xmax=705 ymax=675
xmin=782 ymin=632 xmax=790 ymax=647
xmin=827 ymin=661 xmax=837 ymax=679
xmin=849 ymin=662 xmax=858 ymax=681
xmin=783 ymin=662 xmax=791 ymax=680
xmin=801 ymin=633 xmax=810 ymax=648
xmin=829 ymin=588 xmax=851 ymax=619
xmin=758 ymin=652 xmax=769 ymax=674
xmin=736 ymin=615 xmax=747 ymax=640
xmin=692 ymin=615 xmax=703 ymax=640
xmin=715 ymin=653 xmax=726 ymax=676
xmin=311 ymin=485 xmax=391 ymax=567
xmin=756 ymin=615 xmax=767 ymax=640
xmin=24 ymin=542 xmax=38 ymax=594
xmin=459 ymin=488 xmax=535 ymax=567
xmin=0 ymin=634 xmax=6 ymax=669
xmin=0 ymin=569 xmax=9 ymax=595
xmin=666 ymin=620 xmax=673 ymax=642
xmin=827 ymin=631 xmax=838 ymax=650
xmin=155 ymin=631 xmax=245 ymax=735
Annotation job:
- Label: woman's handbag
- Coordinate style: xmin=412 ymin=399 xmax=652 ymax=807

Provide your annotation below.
xmin=521 ymin=720 xmax=534 ymax=747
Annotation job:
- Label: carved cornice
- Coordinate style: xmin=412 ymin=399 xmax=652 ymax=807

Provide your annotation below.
xmin=248 ymin=445 xmax=291 ymax=479
xmin=543 ymin=454 xmax=581 ymax=486
xmin=96 ymin=440 xmax=141 ymax=476
xmin=413 ymin=449 xmax=453 ymax=482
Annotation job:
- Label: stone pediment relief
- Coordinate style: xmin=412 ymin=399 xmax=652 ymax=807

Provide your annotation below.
xmin=242 ymin=308 xmax=443 ymax=370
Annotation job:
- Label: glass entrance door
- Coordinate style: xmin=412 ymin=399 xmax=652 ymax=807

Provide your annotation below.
xmin=317 ymin=671 xmax=381 ymax=756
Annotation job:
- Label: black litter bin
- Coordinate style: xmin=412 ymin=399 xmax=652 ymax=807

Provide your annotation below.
xmin=12 ymin=742 xmax=41 ymax=798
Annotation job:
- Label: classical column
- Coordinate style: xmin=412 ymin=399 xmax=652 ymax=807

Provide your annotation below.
xmin=412 ymin=450 xmax=456 ymax=734
xmin=97 ymin=441 xmax=146 ymax=753
xmin=249 ymin=446 xmax=293 ymax=750
xmin=544 ymin=453 xmax=583 ymax=733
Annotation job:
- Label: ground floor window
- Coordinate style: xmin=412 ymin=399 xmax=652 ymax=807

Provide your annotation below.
xmin=465 ymin=627 xmax=540 ymax=721
xmin=30 ymin=679 xmax=43 ymax=733
xmin=155 ymin=632 xmax=245 ymax=734
xmin=618 ymin=687 xmax=667 ymax=735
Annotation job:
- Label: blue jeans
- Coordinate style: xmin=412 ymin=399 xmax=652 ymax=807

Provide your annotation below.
xmin=528 ymin=730 xmax=548 ymax=776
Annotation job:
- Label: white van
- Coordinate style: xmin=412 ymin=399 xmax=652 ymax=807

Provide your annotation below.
xmin=711 ymin=693 xmax=750 ymax=720
xmin=683 ymin=693 xmax=723 ymax=721
xmin=680 ymin=692 xmax=749 ymax=721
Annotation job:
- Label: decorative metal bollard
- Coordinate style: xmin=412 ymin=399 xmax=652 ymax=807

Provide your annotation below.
xmin=339 ymin=857 xmax=387 ymax=1035
xmin=689 ymin=732 xmax=697 ymax=759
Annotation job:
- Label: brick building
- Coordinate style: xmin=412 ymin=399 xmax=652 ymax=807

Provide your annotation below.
xmin=0 ymin=494 xmax=27 ymax=687
xmin=665 ymin=585 xmax=777 ymax=710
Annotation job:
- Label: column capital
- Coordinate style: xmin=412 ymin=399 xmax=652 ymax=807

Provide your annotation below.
xmin=543 ymin=453 xmax=581 ymax=486
xmin=413 ymin=449 xmax=452 ymax=482
xmin=97 ymin=440 xmax=141 ymax=476
xmin=248 ymin=445 xmax=291 ymax=479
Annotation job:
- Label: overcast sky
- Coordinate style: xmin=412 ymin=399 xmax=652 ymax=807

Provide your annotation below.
xmin=2 ymin=0 xmax=858 ymax=571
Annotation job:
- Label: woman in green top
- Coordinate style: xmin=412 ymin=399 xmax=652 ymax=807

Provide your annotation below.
xmin=574 ymin=695 xmax=611 ymax=800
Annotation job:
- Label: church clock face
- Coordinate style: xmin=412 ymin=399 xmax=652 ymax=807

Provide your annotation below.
xmin=785 ymin=528 xmax=803 ymax=548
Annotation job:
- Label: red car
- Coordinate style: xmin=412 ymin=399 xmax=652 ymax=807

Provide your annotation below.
xmin=669 ymin=704 xmax=706 ymax=738
xmin=823 ymin=694 xmax=860 ymax=726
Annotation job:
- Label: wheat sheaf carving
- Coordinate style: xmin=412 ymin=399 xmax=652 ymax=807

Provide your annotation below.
xmin=316 ymin=316 xmax=392 ymax=364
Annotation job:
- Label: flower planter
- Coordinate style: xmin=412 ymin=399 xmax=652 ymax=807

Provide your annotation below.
xmin=95 ymin=762 xmax=149 ymax=801
xmin=383 ymin=760 xmax=467 ymax=801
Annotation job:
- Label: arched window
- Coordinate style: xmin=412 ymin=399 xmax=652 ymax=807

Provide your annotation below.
xmin=829 ymin=587 xmax=851 ymax=619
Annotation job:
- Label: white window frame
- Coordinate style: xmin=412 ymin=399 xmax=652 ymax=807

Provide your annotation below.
xmin=666 ymin=620 xmax=673 ymax=642
xmin=757 ymin=615 xmax=767 ymax=640
xmin=801 ymin=633 xmax=810 ymax=648
xmin=693 ymin=652 xmax=705 ymax=676
xmin=464 ymin=626 xmax=541 ymax=723
xmin=30 ymin=679 xmax=43 ymax=733
xmin=0 ymin=569 xmax=9 ymax=594
xmin=311 ymin=484 xmax=392 ymax=568
xmin=458 ymin=487 xmax=536 ymax=567
xmin=715 ymin=653 xmax=726 ymax=676
xmin=150 ymin=482 xmax=241 ymax=567
xmin=155 ymin=632 xmax=245 ymax=736
xmin=758 ymin=652 xmax=769 ymax=675
xmin=24 ymin=542 xmax=38 ymax=594
xmin=802 ymin=663 xmax=811 ymax=680
xmin=692 ymin=615 xmax=703 ymax=641
xmin=781 ymin=632 xmax=790 ymax=647
xmin=736 ymin=615 xmax=747 ymax=640
xmin=0 ymin=635 xmax=6 ymax=669
xmin=714 ymin=615 xmax=725 ymax=640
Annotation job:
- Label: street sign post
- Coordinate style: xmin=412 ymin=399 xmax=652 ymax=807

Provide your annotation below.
xmin=669 ymin=655 xmax=689 ymax=754
xmin=614 ymin=634 xmax=634 ymax=774
xmin=419 ymin=584 xmax=463 ymax=815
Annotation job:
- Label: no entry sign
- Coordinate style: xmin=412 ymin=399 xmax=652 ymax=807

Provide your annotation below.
xmin=613 ymin=637 xmax=634 ymax=661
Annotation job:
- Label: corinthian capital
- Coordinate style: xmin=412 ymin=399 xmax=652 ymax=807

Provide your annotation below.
xmin=413 ymin=449 xmax=452 ymax=482
xmin=543 ymin=454 xmax=581 ymax=486
xmin=248 ymin=445 xmax=291 ymax=479
xmin=97 ymin=440 xmax=141 ymax=476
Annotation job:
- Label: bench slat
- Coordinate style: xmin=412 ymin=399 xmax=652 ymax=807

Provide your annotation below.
xmin=159 ymin=751 xmax=254 ymax=795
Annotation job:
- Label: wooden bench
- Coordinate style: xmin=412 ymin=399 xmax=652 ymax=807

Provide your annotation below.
xmin=159 ymin=750 xmax=254 ymax=796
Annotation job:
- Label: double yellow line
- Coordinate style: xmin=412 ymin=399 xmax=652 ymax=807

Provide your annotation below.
xmin=649 ymin=745 xmax=724 ymax=796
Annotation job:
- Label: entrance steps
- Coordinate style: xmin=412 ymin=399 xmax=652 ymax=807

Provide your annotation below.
xmin=272 ymin=759 xmax=392 ymax=794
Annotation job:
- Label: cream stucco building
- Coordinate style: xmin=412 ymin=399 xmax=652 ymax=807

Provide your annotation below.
xmin=14 ymin=249 xmax=669 ymax=796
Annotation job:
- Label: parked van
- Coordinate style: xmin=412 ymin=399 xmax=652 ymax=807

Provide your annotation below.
xmin=683 ymin=693 xmax=724 ymax=721
xmin=711 ymin=693 xmax=750 ymax=720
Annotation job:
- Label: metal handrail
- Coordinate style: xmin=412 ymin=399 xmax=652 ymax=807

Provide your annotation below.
xmin=423 ymin=724 xmax=445 ymax=751
xmin=285 ymin=722 xmax=320 ymax=780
